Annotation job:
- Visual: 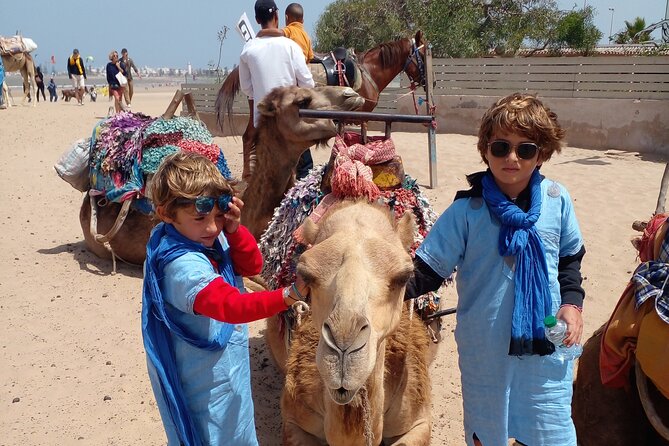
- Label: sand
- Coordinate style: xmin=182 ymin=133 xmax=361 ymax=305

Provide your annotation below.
xmin=0 ymin=87 xmax=664 ymax=445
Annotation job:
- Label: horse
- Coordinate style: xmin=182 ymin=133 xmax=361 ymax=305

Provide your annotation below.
xmin=1 ymin=52 xmax=36 ymax=107
xmin=215 ymin=30 xmax=428 ymax=181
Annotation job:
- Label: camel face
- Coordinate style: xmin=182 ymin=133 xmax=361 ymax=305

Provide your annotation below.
xmin=257 ymin=86 xmax=364 ymax=148
xmin=297 ymin=200 xmax=415 ymax=405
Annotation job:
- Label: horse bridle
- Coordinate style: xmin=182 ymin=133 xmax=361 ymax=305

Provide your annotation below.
xmin=403 ymin=38 xmax=427 ymax=89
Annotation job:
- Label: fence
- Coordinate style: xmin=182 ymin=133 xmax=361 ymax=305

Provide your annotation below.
xmin=431 ymin=56 xmax=669 ymax=100
xmin=182 ymin=56 xmax=669 ymax=154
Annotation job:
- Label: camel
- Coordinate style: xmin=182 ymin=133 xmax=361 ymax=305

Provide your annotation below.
xmin=239 ymin=85 xmax=365 ymax=239
xmin=572 ymin=216 xmax=669 ymax=446
xmin=1 ymin=52 xmax=36 ymax=107
xmin=280 ymin=199 xmax=431 ymax=445
xmin=77 ymin=86 xmax=365 ymax=264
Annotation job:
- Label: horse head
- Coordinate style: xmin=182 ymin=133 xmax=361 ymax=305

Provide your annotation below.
xmin=403 ymin=30 xmax=428 ymax=90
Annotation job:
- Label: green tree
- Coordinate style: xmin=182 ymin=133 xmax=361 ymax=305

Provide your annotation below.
xmin=314 ymin=0 xmax=574 ymax=57
xmin=614 ymin=17 xmax=650 ymax=44
xmin=551 ymin=7 xmax=602 ymax=55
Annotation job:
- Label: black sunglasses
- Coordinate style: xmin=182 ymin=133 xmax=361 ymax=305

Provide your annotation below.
xmin=489 ymin=140 xmax=540 ymax=160
xmin=175 ymin=194 xmax=232 ymax=215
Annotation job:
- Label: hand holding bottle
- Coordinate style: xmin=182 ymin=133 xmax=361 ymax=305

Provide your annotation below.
xmin=555 ymin=304 xmax=583 ymax=347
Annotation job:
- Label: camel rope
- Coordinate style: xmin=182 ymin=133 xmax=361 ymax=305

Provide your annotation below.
xmin=635 ymin=360 xmax=669 ymax=441
xmin=88 ymin=192 xmax=134 ymax=274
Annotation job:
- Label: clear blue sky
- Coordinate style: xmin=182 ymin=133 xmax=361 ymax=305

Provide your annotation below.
xmin=2 ymin=0 xmax=666 ymax=71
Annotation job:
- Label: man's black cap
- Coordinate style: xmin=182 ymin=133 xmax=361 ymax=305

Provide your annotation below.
xmin=255 ymin=0 xmax=278 ymax=16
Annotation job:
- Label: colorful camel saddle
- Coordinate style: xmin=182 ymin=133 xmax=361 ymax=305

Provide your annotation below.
xmin=260 ymin=132 xmax=441 ymax=324
xmin=600 ymin=213 xmax=669 ymax=399
xmin=86 ymin=112 xmax=231 ymax=213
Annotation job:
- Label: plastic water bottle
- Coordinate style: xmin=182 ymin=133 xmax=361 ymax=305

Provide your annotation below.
xmin=543 ymin=315 xmax=583 ymax=360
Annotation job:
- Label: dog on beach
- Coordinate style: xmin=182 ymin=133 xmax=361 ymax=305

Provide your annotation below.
xmin=61 ymin=89 xmax=77 ymax=102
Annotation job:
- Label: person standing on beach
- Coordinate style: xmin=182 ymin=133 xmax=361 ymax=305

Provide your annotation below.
xmin=257 ymin=2 xmax=316 ymax=179
xmin=105 ymin=50 xmax=127 ymax=114
xmin=66 ymin=49 xmax=87 ymax=105
xmin=238 ymin=0 xmax=314 ymax=182
xmin=47 ymin=78 xmax=57 ymax=102
xmin=120 ymin=48 xmax=140 ymax=108
xmin=142 ymin=151 xmax=308 ymax=445
xmin=34 ymin=66 xmax=46 ymax=102
xmin=406 ymin=93 xmax=586 ymax=446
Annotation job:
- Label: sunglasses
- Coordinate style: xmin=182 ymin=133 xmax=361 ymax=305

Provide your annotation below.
xmin=489 ymin=140 xmax=540 ymax=160
xmin=175 ymin=194 xmax=232 ymax=215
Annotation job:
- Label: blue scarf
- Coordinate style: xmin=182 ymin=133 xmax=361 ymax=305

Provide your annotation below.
xmin=142 ymin=222 xmax=238 ymax=445
xmin=482 ymin=169 xmax=554 ymax=356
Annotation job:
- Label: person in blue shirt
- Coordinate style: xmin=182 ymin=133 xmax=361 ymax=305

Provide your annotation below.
xmin=406 ymin=93 xmax=586 ymax=446
xmin=47 ymin=78 xmax=58 ymax=102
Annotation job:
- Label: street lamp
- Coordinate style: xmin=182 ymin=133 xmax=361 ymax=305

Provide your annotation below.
xmin=608 ymin=7 xmax=615 ymax=42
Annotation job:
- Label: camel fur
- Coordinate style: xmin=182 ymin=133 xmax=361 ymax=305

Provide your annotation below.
xmin=279 ymin=200 xmax=432 ymax=445
xmin=240 ymin=85 xmax=365 ymax=240
xmin=1 ymin=52 xmax=36 ymax=107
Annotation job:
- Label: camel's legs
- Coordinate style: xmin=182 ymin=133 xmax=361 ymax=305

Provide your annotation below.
xmin=384 ymin=419 xmax=431 ymax=446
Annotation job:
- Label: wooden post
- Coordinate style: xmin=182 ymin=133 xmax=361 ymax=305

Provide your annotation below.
xmin=655 ymin=163 xmax=669 ymax=214
xmin=425 ymin=44 xmax=438 ymax=188
xmin=182 ymin=92 xmax=199 ymax=120
xmin=162 ymin=90 xmax=184 ymax=119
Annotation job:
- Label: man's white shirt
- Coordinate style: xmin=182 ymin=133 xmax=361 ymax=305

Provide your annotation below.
xmin=239 ymin=36 xmax=315 ymax=126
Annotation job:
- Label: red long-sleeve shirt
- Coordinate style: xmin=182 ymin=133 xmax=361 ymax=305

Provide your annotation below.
xmin=193 ymin=225 xmax=287 ymax=324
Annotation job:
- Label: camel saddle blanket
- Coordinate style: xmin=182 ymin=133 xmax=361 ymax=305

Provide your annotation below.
xmin=260 ymin=133 xmax=441 ymax=321
xmin=600 ymin=214 xmax=669 ymax=399
xmin=0 ymin=36 xmax=37 ymax=55
xmin=83 ymin=112 xmax=231 ymax=212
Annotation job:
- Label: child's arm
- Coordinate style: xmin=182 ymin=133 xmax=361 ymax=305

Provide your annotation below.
xmin=405 ymin=255 xmax=447 ymax=300
xmin=193 ymin=276 xmax=310 ymax=324
xmin=223 ymin=197 xmax=263 ymax=276
xmin=225 ymin=225 xmax=262 ymax=276
xmin=193 ymin=279 xmax=286 ymax=323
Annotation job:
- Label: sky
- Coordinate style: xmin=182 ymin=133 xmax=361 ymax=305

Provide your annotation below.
xmin=2 ymin=0 xmax=667 ymax=71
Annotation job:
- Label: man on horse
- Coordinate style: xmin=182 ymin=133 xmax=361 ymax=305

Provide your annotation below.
xmin=238 ymin=0 xmax=314 ymax=182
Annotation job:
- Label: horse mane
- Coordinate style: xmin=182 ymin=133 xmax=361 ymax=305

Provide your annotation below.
xmin=361 ymin=38 xmax=408 ymax=70
xmin=215 ymin=67 xmax=241 ymax=133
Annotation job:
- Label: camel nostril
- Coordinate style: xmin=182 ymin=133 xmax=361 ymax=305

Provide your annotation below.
xmin=321 ymin=321 xmax=342 ymax=354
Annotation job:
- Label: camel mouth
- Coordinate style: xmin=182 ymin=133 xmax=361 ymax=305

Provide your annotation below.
xmin=328 ymin=387 xmax=357 ymax=405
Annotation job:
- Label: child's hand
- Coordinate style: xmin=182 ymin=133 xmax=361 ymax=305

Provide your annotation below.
xmin=223 ymin=197 xmax=244 ymax=234
xmin=556 ymin=305 xmax=583 ymax=347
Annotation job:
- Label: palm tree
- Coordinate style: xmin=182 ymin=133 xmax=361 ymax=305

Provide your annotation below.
xmin=614 ymin=17 xmax=651 ymax=44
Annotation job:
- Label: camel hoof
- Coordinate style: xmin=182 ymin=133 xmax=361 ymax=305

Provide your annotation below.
xmin=632 ymin=220 xmax=648 ymax=232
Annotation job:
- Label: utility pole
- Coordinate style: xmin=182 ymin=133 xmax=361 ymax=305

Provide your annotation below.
xmin=608 ymin=7 xmax=615 ymax=42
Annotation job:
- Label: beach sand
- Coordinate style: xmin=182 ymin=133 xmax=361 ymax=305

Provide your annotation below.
xmin=0 ymin=87 xmax=664 ymax=445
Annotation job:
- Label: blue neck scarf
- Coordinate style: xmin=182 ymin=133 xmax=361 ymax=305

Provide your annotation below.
xmin=142 ymin=222 xmax=238 ymax=445
xmin=482 ymin=169 xmax=553 ymax=356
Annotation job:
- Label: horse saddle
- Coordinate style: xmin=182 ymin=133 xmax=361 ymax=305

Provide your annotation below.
xmin=311 ymin=47 xmax=361 ymax=90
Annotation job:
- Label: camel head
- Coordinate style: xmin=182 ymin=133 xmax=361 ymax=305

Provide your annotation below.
xmin=256 ymin=86 xmax=364 ymax=151
xmin=296 ymin=200 xmax=415 ymax=405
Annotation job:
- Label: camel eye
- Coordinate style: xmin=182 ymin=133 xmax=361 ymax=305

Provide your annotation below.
xmin=296 ymin=97 xmax=311 ymax=109
xmin=389 ymin=270 xmax=412 ymax=289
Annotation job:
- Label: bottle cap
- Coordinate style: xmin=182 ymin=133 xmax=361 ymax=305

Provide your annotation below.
xmin=543 ymin=315 xmax=557 ymax=327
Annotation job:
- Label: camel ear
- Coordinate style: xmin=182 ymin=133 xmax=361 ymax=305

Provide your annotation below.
xmin=257 ymin=98 xmax=277 ymax=118
xmin=300 ymin=217 xmax=319 ymax=246
xmin=396 ymin=212 xmax=416 ymax=251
